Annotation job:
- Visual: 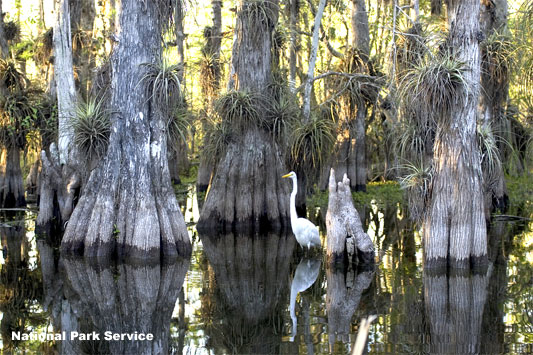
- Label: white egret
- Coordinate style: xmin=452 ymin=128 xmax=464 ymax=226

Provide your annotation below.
xmin=282 ymin=171 xmax=321 ymax=249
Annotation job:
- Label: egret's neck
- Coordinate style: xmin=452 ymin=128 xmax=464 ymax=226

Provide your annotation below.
xmin=290 ymin=177 xmax=298 ymax=221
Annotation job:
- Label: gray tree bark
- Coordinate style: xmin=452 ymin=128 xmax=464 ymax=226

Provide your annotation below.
xmin=198 ymin=0 xmax=291 ymax=232
xmin=326 ymin=169 xmax=374 ymax=265
xmin=36 ymin=0 xmax=80 ymax=236
xmin=61 ymin=0 xmax=191 ymax=261
xmin=480 ymin=0 xmax=509 ymax=213
xmin=423 ymin=0 xmax=487 ymax=269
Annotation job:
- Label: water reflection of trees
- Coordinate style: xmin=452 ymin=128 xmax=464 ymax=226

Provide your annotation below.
xmin=36 ymin=238 xmax=189 ymax=355
xmin=0 ymin=223 xmax=46 ymax=352
xmin=199 ymin=232 xmax=296 ymax=354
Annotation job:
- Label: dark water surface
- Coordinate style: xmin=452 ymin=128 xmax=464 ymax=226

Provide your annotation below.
xmin=0 ymin=191 xmax=531 ymax=354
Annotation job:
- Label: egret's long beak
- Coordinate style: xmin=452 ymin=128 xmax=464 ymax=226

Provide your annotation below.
xmin=282 ymin=173 xmax=291 ymax=178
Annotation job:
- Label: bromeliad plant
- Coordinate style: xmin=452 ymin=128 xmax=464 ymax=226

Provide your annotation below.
xmin=71 ymin=97 xmax=111 ymax=161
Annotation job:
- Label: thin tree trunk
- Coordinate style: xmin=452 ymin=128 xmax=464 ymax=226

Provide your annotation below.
xmin=302 ymin=0 xmax=327 ymax=122
xmin=198 ymin=0 xmax=290 ymax=232
xmin=289 ymin=0 xmax=300 ymax=91
xmin=423 ymin=0 xmax=487 ymax=269
xmin=36 ymin=0 xmax=80 ymax=236
xmin=197 ymin=0 xmax=223 ymax=193
xmin=61 ymin=0 xmax=191 ymax=260
xmin=480 ymin=0 xmax=509 ymax=213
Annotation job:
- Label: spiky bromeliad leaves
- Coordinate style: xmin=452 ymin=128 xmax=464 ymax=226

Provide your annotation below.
xmin=399 ymin=51 xmax=469 ymax=124
xmin=139 ymin=60 xmax=183 ymax=115
xmin=289 ymin=113 xmax=336 ymax=169
xmin=482 ymin=31 xmax=514 ymax=90
xmin=0 ymin=59 xmax=28 ymax=92
xmin=215 ymin=90 xmax=268 ymax=133
xmin=71 ymin=97 xmax=111 ymax=161
xmin=0 ymin=91 xmax=36 ymax=149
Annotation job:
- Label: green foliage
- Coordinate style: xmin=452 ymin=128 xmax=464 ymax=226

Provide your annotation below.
xmin=33 ymin=28 xmax=53 ymax=65
xmin=399 ymin=51 xmax=468 ymax=122
xmin=477 ymin=123 xmax=503 ymax=187
xmin=140 ymin=60 xmax=183 ymax=114
xmin=168 ymin=102 xmax=192 ymax=153
xmin=398 ymin=162 xmax=433 ymax=221
xmin=199 ymin=51 xmax=221 ymax=97
xmin=241 ymin=0 xmax=278 ymax=28
xmin=71 ymin=97 xmax=111 ymax=161
xmin=482 ymin=31 xmax=514 ymax=86
xmin=307 ymin=181 xmax=404 ymax=210
xmin=0 ymin=59 xmax=28 ymax=92
xmin=0 ymin=90 xmax=39 ymax=148
xmin=202 ymin=116 xmax=233 ymax=165
xmin=506 ymin=174 xmax=533 ymax=217
xmin=215 ymin=90 xmax=266 ymax=132
xmin=288 ymin=114 xmax=336 ymax=169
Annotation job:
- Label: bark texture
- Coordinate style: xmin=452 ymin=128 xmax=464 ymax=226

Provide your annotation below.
xmin=423 ymin=0 xmax=487 ymax=269
xmin=54 ymin=0 xmax=77 ymax=165
xmin=61 ymin=0 xmax=191 ymax=261
xmin=197 ymin=0 xmax=223 ymax=193
xmin=36 ymin=0 xmax=80 ymax=235
xmin=198 ymin=0 xmax=290 ymax=232
xmin=0 ymin=147 xmax=25 ymax=207
xmin=326 ymin=169 xmax=374 ymax=265
xmin=480 ymin=0 xmax=509 ymax=213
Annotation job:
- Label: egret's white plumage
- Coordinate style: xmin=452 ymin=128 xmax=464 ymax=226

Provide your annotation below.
xmin=282 ymin=171 xmax=321 ymax=249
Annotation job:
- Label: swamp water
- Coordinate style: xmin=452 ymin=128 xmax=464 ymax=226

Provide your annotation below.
xmin=0 ymin=187 xmax=531 ymax=354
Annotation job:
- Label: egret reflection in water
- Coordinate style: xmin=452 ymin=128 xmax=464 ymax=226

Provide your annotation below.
xmin=289 ymin=257 xmax=321 ymax=342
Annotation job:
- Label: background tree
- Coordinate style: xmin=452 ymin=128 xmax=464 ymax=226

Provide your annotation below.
xmin=61 ymin=0 xmax=191 ymax=260
xmin=198 ymin=0 xmax=291 ymax=232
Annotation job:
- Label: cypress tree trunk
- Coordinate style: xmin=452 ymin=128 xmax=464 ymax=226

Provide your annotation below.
xmin=198 ymin=0 xmax=290 ymax=232
xmin=331 ymin=0 xmax=370 ymax=191
xmin=0 ymin=1 xmax=25 ymax=208
xmin=197 ymin=0 xmax=223 ymax=193
xmin=36 ymin=0 xmax=80 ymax=236
xmin=61 ymin=0 xmax=191 ymax=260
xmin=480 ymin=0 xmax=509 ymax=213
xmin=0 ymin=146 xmax=25 ymax=208
xmin=423 ymin=0 xmax=487 ymax=269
